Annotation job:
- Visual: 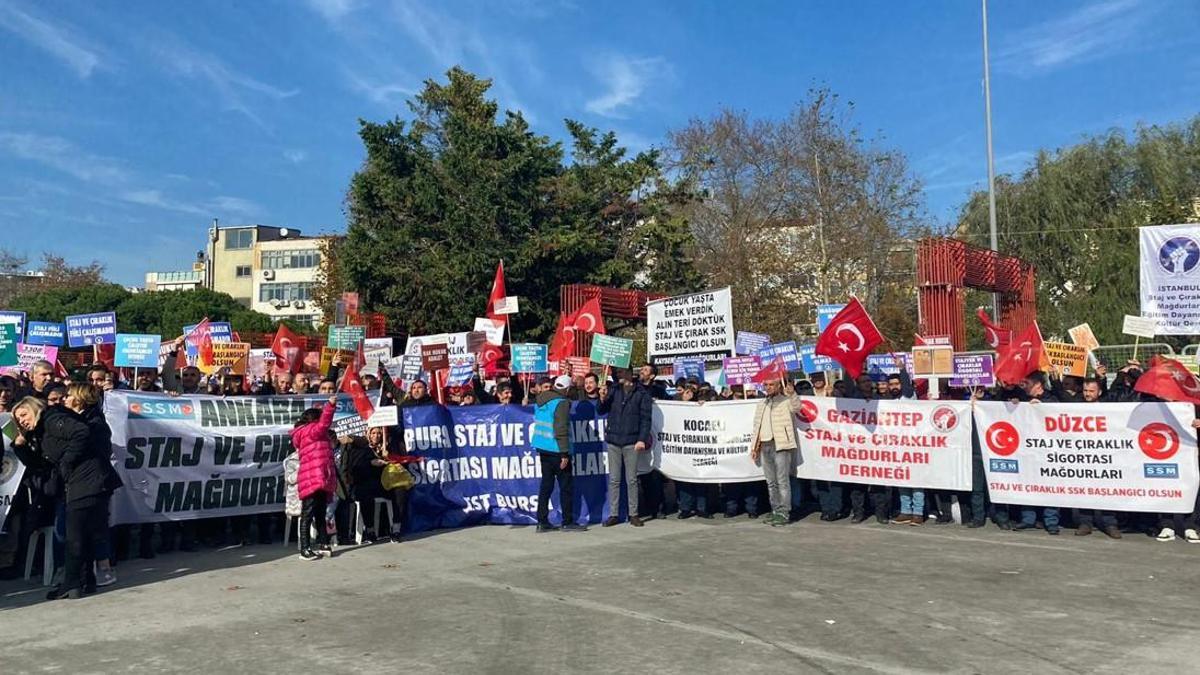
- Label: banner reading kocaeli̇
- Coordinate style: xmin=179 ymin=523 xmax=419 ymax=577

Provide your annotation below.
xmin=973 ymin=401 xmax=1199 ymax=512
xmin=651 ymin=400 xmax=762 ymax=483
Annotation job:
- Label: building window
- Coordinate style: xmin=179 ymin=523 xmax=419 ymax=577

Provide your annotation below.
xmin=224 ymin=228 xmax=254 ymax=250
xmin=259 ymin=282 xmax=315 ymax=303
xmin=261 ymin=249 xmax=320 ymax=270
xmin=235 ymin=265 xmax=252 ymax=277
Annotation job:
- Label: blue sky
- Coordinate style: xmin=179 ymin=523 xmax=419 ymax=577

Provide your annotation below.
xmin=1 ymin=0 xmax=1196 ymax=286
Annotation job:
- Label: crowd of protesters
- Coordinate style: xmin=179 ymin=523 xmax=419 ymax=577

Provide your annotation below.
xmin=2 ymin=344 xmax=1198 ymax=601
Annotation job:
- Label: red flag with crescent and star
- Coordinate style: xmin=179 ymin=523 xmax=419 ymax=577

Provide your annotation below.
xmin=486 ymin=260 xmax=507 ymax=322
xmin=547 ymin=313 xmax=576 ymax=363
xmin=814 ymin=298 xmax=883 ymax=379
xmin=271 ymin=324 xmax=303 ymax=374
xmin=1135 ymin=355 xmax=1200 ymax=405
xmin=993 ymin=322 xmax=1048 ymax=385
xmin=750 ymin=356 xmax=788 ymax=384
xmin=568 ymin=297 xmax=606 ymax=335
xmin=340 ymin=342 xmax=375 ymax=420
xmin=976 ymin=307 xmax=1012 ymax=349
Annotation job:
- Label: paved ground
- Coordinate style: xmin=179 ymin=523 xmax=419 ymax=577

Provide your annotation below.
xmin=1 ymin=515 xmax=1198 ymax=674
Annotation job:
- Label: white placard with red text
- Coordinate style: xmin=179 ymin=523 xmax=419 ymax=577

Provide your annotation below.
xmin=794 ymin=397 xmax=973 ymax=490
xmin=973 ymin=401 xmax=1199 ymax=512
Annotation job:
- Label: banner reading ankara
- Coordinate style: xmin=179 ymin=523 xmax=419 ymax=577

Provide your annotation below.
xmin=973 ymin=401 xmax=1200 ymax=512
xmin=794 ymin=397 xmax=973 ymax=490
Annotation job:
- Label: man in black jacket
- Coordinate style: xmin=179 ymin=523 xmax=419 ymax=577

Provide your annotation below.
xmin=599 ymin=369 xmax=651 ymax=527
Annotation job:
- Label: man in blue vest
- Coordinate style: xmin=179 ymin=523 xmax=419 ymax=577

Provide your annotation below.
xmin=534 ymin=375 xmax=587 ymax=532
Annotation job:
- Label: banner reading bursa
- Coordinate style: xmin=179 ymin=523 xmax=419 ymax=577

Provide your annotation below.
xmin=794 ymin=397 xmax=973 ymax=490
xmin=973 ymin=401 xmax=1200 ymax=513
xmin=402 ymin=402 xmax=612 ymax=530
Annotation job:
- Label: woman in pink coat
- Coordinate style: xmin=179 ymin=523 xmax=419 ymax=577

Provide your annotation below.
xmin=291 ymin=396 xmax=337 ymax=560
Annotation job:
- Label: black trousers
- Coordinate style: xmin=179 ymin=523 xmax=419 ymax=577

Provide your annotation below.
xmin=637 ymin=471 xmax=665 ymax=518
xmin=63 ymin=500 xmax=107 ymax=591
xmin=537 ymin=453 xmax=573 ymax=525
xmin=358 ymin=489 xmax=409 ymax=533
xmin=850 ymin=485 xmax=891 ymax=518
xmin=299 ymin=493 xmax=329 ymax=550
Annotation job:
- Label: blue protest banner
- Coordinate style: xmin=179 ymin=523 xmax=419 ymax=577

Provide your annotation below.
xmin=447 ymin=356 xmax=476 ymax=387
xmin=182 ymin=321 xmax=232 ymax=360
xmin=510 ymin=343 xmax=548 ymax=373
xmin=735 ymin=331 xmax=771 ymax=356
xmin=25 ymin=321 xmax=66 ymax=347
xmin=673 ymin=357 xmax=706 ymax=382
xmin=816 ymin=304 xmax=846 ymax=334
xmin=0 ymin=311 xmax=26 ymax=340
xmin=798 ymin=343 xmax=835 ymax=374
xmin=65 ymin=311 xmax=117 ymax=347
xmin=403 ymin=403 xmax=612 ymax=531
xmin=865 ymin=353 xmax=913 ymax=382
xmin=115 ymin=334 xmax=163 ymax=369
xmin=756 ymin=341 xmax=801 ymax=371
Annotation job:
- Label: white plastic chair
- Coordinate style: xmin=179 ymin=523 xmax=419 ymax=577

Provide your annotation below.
xmin=353 ymin=498 xmax=396 ymax=543
xmin=24 ymin=526 xmax=55 ymax=586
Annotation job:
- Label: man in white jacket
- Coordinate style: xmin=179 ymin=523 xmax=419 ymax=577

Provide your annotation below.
xmin=750 ymin=380 xmax=802 ymax=526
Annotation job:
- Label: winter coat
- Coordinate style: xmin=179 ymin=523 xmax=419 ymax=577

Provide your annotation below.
xmin=598 ymin=384 xmax=653 ymax=446
xmin=27 ymin=406 xmax=122 ymax=505
xmin=751 ymin=394 xmax=804 ymax=451
xmin=339 ymin=437 xmax=386 ymax=502
xmin=291 ymin=401 xmax=336 ymax=500
xmin=283 ymin=452 xmax=301 ymax=517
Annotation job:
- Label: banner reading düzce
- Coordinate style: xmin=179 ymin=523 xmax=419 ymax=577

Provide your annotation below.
xmin=794 ymin=397 xmax=973 ymax=490
xmin=974 ymin=401 xmax=1199 ymax=512
xmin=1139 ymin=223 xmax=1200 ymax=334
xmin=651 ymin=400 xmax=762 ymax=483
xmin=646 ymin=288 xmax=735 ymax=365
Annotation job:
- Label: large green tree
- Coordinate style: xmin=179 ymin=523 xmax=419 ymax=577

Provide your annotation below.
xmin=336 ymin=67 xmax=702 ymax=341
xmin=955 ymin=116 xmax=1200 ymax=347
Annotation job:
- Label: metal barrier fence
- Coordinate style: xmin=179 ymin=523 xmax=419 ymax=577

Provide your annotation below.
xmin=1091 ymin=343 xmax=1176 ymax=368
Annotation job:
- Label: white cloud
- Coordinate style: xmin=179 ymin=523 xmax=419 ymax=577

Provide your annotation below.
xmin=306 ymin=0 xmax=358 ymax=22
xmin=283 ymin=148 xmax=308 ymax=164
xmin=149 ymin=36 xmax=299 ymax=128
xmin=119 ymin=189 xmax=207 ymax=216
xmin=208 ymin=196 xmax=263 ymax=219
xmin=119 ymin=191 xmax=264 ymax=219
xmin=346 ymin=72 xmax=417 ymax=104
xmin=0 ymin=3 xmax=102 ymax=78
xmin=0 ymin=132 xmax=128 ymax=184
xmin=585 ymin=55 xmax=671 ymax=118
xmin=995 ymin=0 xmax=1154 ymax=74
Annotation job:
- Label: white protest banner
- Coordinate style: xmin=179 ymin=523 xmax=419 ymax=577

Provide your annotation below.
xmin=247 ymin=348 xmax=275 ymax=380
xmin=650 ymin=400 xmax=761 ymax=483
xmin=494 ymin=296 xmax=520 ymax=315
xmin=104 ymin=391 xmax=365 ymax=524
xmin=1122 ymin=314 xmax=1157 ymax=339
xmin=794 ymin=397 xmax=973 ymax=490
xmin=404 ymin=333 xmax=448 ymax=357
xmin=1139 ymin=223 xmax=1200 ymax=334
xmin=1 ymin=413 xmax=26 ymax=530
xmin=646 ymin=287 xmax=735 ymax=364
xmin=366 ymin=406 xmax=399 ymax=428
xmin=474 ymin=317 xmax=505 ymax=346
xmin=973 ymin=400 xmax=1199 ymax=512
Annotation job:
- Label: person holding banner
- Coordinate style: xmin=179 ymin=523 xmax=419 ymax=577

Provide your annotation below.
xmin=1012 ymin=373 xmax=1062 ymax=535
xmin=291 ymin=396 xmax=339 ymax=560
xmin=1072 ymin=377 xmax=1124 ymax=539
xmin=339 ymin=427 xmax=410 ymax=544
xmin=533 ymin=376 xmax=586 ymax=533
xmin=599 ymin=369 xmax=651 ymax=528
xmin=750 ymin=379 xmax=803 ymax=526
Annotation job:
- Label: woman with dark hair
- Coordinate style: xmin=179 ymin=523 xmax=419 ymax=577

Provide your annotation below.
xmin=11 ymin=395 xmax=122 ymax=600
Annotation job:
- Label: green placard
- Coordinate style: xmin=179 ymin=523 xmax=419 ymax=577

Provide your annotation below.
xmin=327 ymin=325 xmax=366 ymax=351
xmin=589 ymin=334 xmax=633 ymax=368
xmin=0 ymin=323 xmax=17 ymax=367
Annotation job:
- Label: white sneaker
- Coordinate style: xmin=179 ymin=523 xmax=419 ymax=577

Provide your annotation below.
xmin=1184 ymin=529 xmax=1200 ymax=544
xmin=1156 ymin=527 xmax=1177 ymax=542
xmin=95 ymin=567 xmax=117 ymax=587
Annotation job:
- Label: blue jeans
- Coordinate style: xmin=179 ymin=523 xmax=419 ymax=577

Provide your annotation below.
xmin=677 ymin=482 xmax=708 ymax=515
xmin=1021 ymin=507 xmax=1059 ymax=528
xmin=899 ymin=489 xmax=925 ymax=515
xmin=790 ymin=477 xmax=804 ymax=510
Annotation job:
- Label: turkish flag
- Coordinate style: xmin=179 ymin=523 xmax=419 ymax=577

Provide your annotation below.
xmin=1135 ymin=356 xmax=1200 ymax=404
xmin=568 ymin=297 xmax=606 ymax=335
xmin=815 ymin=298 xmax=884 ymax=379
xmin=184 ymin=317 xmax=212 ymax=369
xmin=486 ymin=260 xmax=507 ymax=321
xmin=93 ymin=343 xmax=115 ymax=371
xmin=548 ymin=313 xmax=576 ymax=362
xmin=271 ymin=324 xmax=303 ymax=374
xmin=977 ymin=308 xmax=1012 ymax=349
xmin=993 ymin=322 xmax=1047 ymax=385
xmin=340 ymin=345 xmax=375 ymax=420
xmin=913 ymin=334 xmax=927 ymax=347
xmin=751 ymin=357 xmax=788 ymax=384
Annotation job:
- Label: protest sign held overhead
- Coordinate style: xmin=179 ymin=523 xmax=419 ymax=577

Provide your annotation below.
xmin=1122 ymin=314 xmax=1157 ymax=339
xmin=493 ymin=296 xmax=520 ymax=315
xmin=421 ymin=342 xmax=450 ymax=371
xmin=721 ymin=355 xmax=761 ymax=386
xmin=756 ymin=341 xmax=801 ymax=372
xmin=66 ymin=311 xmax=117 ymax=347
xmin=589 ymin=334 xmax=633 ymax=368
xmin=735 ymin=331 xmax=771 ymax=356
xmin=0 ymin=343 xmax=58 ymax=376
xmin=798 ymin=343 xmax=836 ymax=374
xmin=816 ymin=304 xmax=846 ymax=334
xmin=949 ymin=354 xmax=995 ymax=387
xmin=510 ymin=343 xmax=548 ymax=373
xmin=646 ymin=288 xmax=734 ymax=364
xmin=1043 ymin=341 xmax=1088 ymax=376
xmin=319 ymin=346 xmax=354 ymax=376
xmin=115 ymin=334 xmax=162 ymax=369
xmin=474 ymin=317 xmax=505 ymax=346
xmin=0 ymin=324 xmax=18 ymax=367
xmin=327 ymin=325 xmax=366 ymax=350
xmin=201 ymin=342 xmax=251 ymax=375
xmin=1139 ymin=223 xmax=1200 ymax=334
xmin=673 ymin=357 xmax=705 ymax=382
xmin=1068 ymin=323 xmax=1100 ymax=352
xmin=0 ymin=311 xmax=26 ymax=341
xmin=24 ymin=321 xmax=66 ymax=347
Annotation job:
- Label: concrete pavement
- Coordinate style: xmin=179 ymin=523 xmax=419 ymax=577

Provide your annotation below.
xmin=2 ymin=515 xmax=1198 ymax=674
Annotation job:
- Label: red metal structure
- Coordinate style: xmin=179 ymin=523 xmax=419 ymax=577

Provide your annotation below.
xmin=560 ymin=284 xmax=666 ymax=358
xmin=917 ymin=237 xmax=1036 ymax=351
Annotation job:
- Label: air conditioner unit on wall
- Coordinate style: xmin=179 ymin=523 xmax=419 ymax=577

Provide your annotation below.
xmin=292 ymin=300 xmax=305 ymax=309
xmin=261 ymin=269 xmax=275 ymax=280
xmin=271 ymin=299 xmax=285 ymax=309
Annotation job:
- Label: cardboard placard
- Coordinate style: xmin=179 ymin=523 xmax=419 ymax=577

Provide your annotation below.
xmin=421 ymin=343 xmax=450 ymax=371
xmin=202 ymin=342 xmax=251 ymax=375
xmin=1044 ymin=341 xmax=1088 ymax=377
xmin=494 ymin=296 xmax=520 ymax=315
xmin=319 ymin=347 xmax=354 ymax=376
xmin=1122 ymin=315 xmax=1157 ymax=339
xmin=948 ymin=354 xmax=995 ymax=387
xmin=510 ymin=343 xmax=548 ymax=373
xmin=912 ymin=345 xmax=954 ymax=376
xmin=1067 ymin=323 xmax=1100 ymax=351
xmin=366 ymin=406 xmax=399 ymax=428
xmin=115 ymin=334 xmax=162 ymax=369
xmin=589 ymin=334 xmax=634 ymax=368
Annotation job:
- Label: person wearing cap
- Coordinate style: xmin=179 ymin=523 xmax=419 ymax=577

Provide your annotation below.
xmin=599 ymin=369 xmax=651 ymax=527
xmin=533 ymin=375 xmax=586 ymax=532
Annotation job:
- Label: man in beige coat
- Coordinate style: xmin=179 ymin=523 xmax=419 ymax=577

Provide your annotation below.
xmin=750 ymin=379 xmax=803 ymax=526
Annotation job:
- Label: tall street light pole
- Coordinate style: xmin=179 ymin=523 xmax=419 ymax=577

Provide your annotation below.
xmin=981 ymin=0 xmax=1001 ymax=321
